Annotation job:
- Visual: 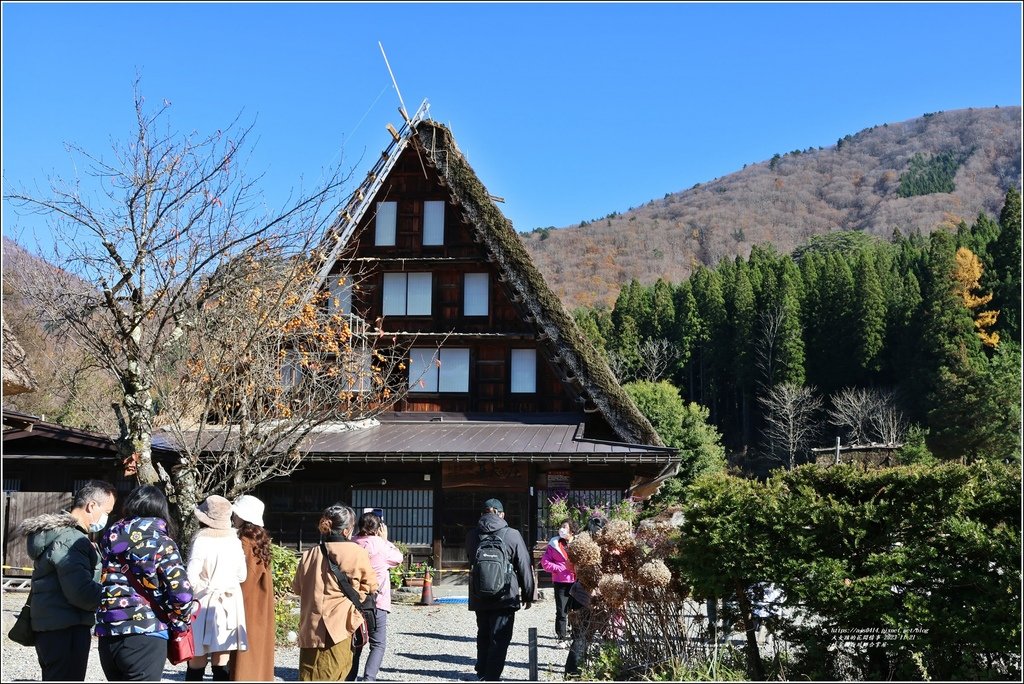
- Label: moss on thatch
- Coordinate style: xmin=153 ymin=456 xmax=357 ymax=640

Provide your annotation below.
xmin=412 ymin=122 xmax=664 ymax=448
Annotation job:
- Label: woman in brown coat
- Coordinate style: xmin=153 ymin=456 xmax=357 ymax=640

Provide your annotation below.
xmin=292 ymin=503 xmax=377 ymax=681
xmin=229 ymin=495 xmax=276 ymax=681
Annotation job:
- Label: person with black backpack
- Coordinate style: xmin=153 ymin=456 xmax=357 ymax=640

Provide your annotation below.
xmin=465 ymin=498 xmax=535 ymax=682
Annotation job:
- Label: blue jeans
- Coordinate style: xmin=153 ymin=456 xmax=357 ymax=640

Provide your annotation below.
xmin=347 ymin=608 xmax=388 ymax=681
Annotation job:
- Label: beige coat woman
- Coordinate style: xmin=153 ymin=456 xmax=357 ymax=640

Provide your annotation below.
xmin=188 ymin=528 xmax=248 ymax=656
xmin=291 ymin=539 xmax=377 ymax=649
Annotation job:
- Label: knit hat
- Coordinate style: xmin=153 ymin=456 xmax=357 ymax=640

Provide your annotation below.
xmin=194 ymin=495 xmax=233 ymax=530
xmin=232 ymin=494 xmax=265 ymax=527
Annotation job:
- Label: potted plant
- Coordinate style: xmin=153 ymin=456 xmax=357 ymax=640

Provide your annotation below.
xmin=403 ymin=561 xmax=435 ymax=587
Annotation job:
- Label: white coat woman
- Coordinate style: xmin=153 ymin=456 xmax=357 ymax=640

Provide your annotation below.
xmin=186 ymin=495 xmax=248 ymax=681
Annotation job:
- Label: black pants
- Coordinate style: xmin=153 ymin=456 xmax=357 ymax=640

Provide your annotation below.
xmin=565 ymin=605 xmax=590 ymax=676
xmin=35 ymin=625 xmax=91 ymax=681
xmin=552 ymin=582 xmax=573 ymax=640
xmin=474 ymin=609 xmax=516 ymax=681
xmin=98 ymin=634 xmax=167 ymax=681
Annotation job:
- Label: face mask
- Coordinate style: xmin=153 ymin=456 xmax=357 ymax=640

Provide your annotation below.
xmin=89 ymin=512 xmax=108 ymax=534
xmin=558 ymin=527 xmax=571 ymax=540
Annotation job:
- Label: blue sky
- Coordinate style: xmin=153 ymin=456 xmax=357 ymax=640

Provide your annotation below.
xmin=2 ymin=2 xmax=1021 ymax=250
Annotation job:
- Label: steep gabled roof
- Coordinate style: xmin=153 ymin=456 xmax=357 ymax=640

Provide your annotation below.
xmin=315 ymin=106 xmax=666 ymax=453
xmin=409 ymin=121 xmax=664 ymax=448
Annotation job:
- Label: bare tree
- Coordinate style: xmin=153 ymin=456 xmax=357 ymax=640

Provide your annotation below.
xmin=636 ymin=338 xmax=680 ymax=383
xmin=758 ymin=383 xmax=822 ymax=470
xmin=5 ymin=80 xmax=350 ymax=491
xmin=828 ymin=387 xmax=906 ymax=446
xmin=154 ymin=248 xmax=412 ymax=535
xmin=870 ymin=400 xmax=908 ymax=447
xmin=754 ymin=304 xmax=784 ymax=389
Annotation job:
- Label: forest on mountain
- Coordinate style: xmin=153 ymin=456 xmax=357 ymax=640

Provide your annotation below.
xmin=523 ymin=106 xmax=1022 ymax=310
xmin=573 ymin=188 xmax=1021 ymax=472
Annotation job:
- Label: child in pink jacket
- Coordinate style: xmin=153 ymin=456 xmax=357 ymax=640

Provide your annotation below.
xmin=540 ymin=520 xmax=577 ymax=647
xmin=348 ymin=511 xmax=404 ymax=681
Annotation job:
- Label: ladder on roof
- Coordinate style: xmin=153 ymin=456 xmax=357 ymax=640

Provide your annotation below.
xmin=313 ymin=99 xmax=432 ymax=287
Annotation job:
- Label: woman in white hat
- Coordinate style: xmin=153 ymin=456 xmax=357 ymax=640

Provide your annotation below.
xmin=185 ymin=495 xmax=247 ymax=681
xmin=228 ymin=494 xmax=275 ymax=681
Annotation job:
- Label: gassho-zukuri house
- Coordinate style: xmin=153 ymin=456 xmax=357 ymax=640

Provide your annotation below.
xmin=189 ymin=102 xmax=679 ymax=571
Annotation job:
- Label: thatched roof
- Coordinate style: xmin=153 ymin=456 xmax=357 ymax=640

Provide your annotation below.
xmin=2 ymin=317 xmax=37 ymax=396
xmin=410 ymin=121 xmax=665 ymax=449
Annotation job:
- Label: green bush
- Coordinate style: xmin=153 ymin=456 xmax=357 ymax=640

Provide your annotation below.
xmin=274 ymin=596 xmax=299 ymax=642
xmin=671 ymin=462 xmax=1022 ymax=681
xmin=270 ymin=543 xmax=299 ymax=598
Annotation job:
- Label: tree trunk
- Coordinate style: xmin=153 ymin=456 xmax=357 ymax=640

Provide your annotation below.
xmin=169 ymin=464 xmax=202 ymax=555
xmin=735 ymin=583 xmax=765 ymax=680
xmin=120 ymin=367 xmax=160 ymax=486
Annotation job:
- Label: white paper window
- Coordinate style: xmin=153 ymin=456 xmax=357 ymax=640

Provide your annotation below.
xmin=409 ymin=348 xmax=439 ymax=392
xmin=375 ymin=201 xmax=397 ymax=246
xmin=382 ymin=273 xmax=432 ymax=316
xmin=511 ymin=349 xmax=537 ymax=393
xmin=464 ymin=273 xmax=489 ymax=316
xmin=407 ymin=273 xmax=433 ymax=315
xmin=423 ymin=201 xmax=445 ymax=246
xmin=327 ymin=274 xmax=352 ymax=315
xmin=439 ymin=348 xmax=470 ymax=393
xmin=409 ymin=348 xmax=470 ymax=393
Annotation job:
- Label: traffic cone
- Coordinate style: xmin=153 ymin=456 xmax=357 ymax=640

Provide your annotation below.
xmin=418 ymin=566 xmax=434 ymax=605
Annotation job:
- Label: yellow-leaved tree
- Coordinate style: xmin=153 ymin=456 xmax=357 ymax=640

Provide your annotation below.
xmin=953 ymin=247 xmax=999 ymax=348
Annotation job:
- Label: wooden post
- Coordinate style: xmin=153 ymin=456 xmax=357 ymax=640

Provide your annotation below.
xmin=528 ymin=627 xmax=538 ymax=680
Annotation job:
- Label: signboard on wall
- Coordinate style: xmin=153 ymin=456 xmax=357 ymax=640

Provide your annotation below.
xmin=442 ymin=462 xmax=528 ymax=489
xmin=546 ymin=470 xmax=571 ymax=500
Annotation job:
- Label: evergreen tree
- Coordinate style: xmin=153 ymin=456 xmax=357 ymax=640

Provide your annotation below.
xmin=853 ymin=250 xmax=887 ymax=378
xmin=773 ymin=262 xmax=806 ymax=387
xmin=689 ymin=267 xmax=727 ymax=418
xmin=671 ymin=281 xmax=700 ymax=391
xmin=989 ymin=188 xmax=1022 ymax=342
xmin=650 ymin=278 xmax=675 ymax=340
xmin=725 ymin=258 xmax=757 ymax=445
xmin=573 ymin=307 xmax=607 ymax=353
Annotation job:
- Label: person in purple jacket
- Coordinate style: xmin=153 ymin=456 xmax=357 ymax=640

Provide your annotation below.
xmin=347 ymin=511 xmax=403 ymax=682
xmin=540 ymin=520 xmax=577 ymax=648
xmin=95 ymin=485 xmax=196 ymax=681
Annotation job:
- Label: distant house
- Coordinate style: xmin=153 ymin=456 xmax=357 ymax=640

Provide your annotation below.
xmin=253 ymin=103 xmax=679 ymax=567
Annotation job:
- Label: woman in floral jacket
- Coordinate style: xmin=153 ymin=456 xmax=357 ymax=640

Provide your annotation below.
xmin=96 ymin=485 xmax=195 ymax=681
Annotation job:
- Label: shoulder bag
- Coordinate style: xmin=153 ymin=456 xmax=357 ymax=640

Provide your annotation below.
xmin=320 ymin=540 xmax=378 ymax=648
xmin=123 ymin=565 xmax=198 ymax=665
xmin=7 ymin=584 xmax=35 ymax=647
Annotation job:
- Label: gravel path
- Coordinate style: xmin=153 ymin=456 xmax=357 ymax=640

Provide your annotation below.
xmin=2 ymin=588 xmax=571 ymax=682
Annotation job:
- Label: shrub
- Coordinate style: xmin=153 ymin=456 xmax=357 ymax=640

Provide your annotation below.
xmin=270 ymin=543 xmax=299 ymax=598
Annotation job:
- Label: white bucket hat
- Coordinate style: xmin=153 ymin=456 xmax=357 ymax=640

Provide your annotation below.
xmin=232 ymin=494 xmax=265 ymax=527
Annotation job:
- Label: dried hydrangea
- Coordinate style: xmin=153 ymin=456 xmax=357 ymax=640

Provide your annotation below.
xmin=598 ymin=573 xmax=628 ymax=607
xmin=598 ymin=519 xmax=637 ymax=554
xmin=577 ymin=564 xmax=603 ymax=591
xmin=567 ymin=532 xmax=602 ymax=568
xmin=635 ymin=559 xmax=672 ymax=588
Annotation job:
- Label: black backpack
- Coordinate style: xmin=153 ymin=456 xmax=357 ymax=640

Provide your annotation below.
xmin=472 ymin=527 xmax=512 ymax=597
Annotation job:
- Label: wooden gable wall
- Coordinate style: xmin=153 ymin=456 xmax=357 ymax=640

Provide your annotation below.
xmin=330 ymin=144 xmax=581 ymax=415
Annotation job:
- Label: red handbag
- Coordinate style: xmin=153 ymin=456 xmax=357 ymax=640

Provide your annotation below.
xmin=124 ymin=566 xmax=198 ymax=665
xmin=167 ymin=617 xmax=197 ymax=665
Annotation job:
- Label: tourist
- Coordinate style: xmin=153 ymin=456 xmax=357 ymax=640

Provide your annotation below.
xmin=347 ymin=510 xmax=403 ymax=681
xmin=229 ymin=494 xmax=276 ymax=681
xmin=540 ymin=519 xmax=577 ymax=648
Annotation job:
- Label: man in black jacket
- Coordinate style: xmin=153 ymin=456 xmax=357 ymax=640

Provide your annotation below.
xmin=465 ymin=498 xmax=535 ymax=681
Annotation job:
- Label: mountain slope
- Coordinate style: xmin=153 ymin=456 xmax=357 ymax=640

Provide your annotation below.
xmin=522 ymin=106 xmax=1022 ymax=309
